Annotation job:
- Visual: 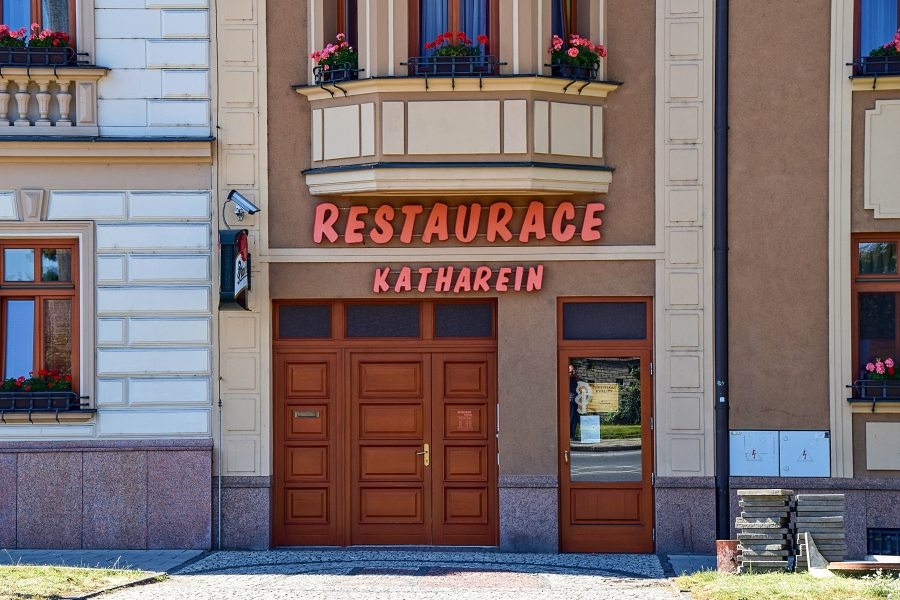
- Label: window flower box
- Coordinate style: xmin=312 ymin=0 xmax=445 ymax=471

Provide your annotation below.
xmin=310 ymin=33 xmax=359 ymax=85
xmin=0 ymin=46 xmax=76 ymax=65
xmin=547 ymin=33 xmax=605 ymax=81
xmin=551 ymin=61 xmax=600 ymax=81
xmin=0 ymin=24 xmax=75 ymax=66
xmin=406 ymin=54 xmax=496 ymax=77
xmin=859 ymin=28 xmax=900 ymax=76
xmin=857 ymin=55 xmax=900 ymax=76
xmin=313 ymin=61 xmax=358 ymax=84
xmin=0 ymin=390 xmax=82 ymax=412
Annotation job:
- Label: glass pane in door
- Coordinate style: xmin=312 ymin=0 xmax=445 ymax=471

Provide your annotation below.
xmin=567 ymin=357 xmax=642 ymax=482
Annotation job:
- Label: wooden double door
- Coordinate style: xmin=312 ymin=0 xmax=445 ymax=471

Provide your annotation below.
xmin=274 ymin=350 xmax=497 ymax=547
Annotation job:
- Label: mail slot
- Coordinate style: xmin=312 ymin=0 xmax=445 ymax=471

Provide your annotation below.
xmin=294 ymin=410 xmax=320 ymax=419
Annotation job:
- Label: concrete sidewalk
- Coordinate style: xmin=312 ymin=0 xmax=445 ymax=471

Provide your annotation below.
xmin=0 ymin=549 xmax=204 ymax=573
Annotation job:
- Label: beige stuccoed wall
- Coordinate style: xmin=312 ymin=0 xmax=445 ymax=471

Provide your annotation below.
xmin=727 ymin=0 xmax=831 ymax=431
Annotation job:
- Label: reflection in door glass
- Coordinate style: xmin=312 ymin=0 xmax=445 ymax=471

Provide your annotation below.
xmin=568 ymin=357 xmax=641 ymax=482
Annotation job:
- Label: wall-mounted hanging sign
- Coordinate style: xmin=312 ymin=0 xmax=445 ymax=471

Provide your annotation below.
xmin=219 ymin=229 xmax=251 ymax=310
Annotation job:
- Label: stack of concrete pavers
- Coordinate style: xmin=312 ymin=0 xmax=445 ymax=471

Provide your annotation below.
xmin=794 ymin=494 xmax=846 ymax=570
xmin=736 ymin=489 xmax=794 ymax=572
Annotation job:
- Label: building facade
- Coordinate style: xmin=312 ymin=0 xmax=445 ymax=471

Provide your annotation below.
xmin=3 ymin=0 xmax=900 ymax=557
xmin=0 ymin=0 xmax=216 ymax=548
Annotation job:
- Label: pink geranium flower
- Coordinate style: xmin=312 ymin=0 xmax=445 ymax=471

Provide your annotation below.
xmin=567 ymin=47 xmax=579 ymax=57
xmin=887 ymin=358 xmax=895 ymax=369
xmin=866 ymin=362 xmax=876 ymax=372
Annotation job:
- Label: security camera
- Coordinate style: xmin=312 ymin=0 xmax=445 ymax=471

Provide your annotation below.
xmin=227 ymin=190 xmax=260 ymax=221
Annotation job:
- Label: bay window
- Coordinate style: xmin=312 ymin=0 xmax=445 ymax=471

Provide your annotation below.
xmin=0 ymin=238 xmax=78 ymax=390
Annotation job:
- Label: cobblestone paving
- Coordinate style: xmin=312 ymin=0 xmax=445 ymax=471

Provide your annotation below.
xmin=103 ymin=550 xmax=678 ymax=599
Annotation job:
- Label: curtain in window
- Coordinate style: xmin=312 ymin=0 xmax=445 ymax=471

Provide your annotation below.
xmin=861 ymin=0 xmax=898 ymax=55
xmin=2 ymin=0 xmax=30 ymax=33
xmin=42 ymin=0 xmax=70 ymax=33
xmin=4 ymin=300 xmax=35 ymax=380
xmin=551 ymin=0 xmax=573 ymax=40
xmin=459 ymin=0 xmax=488 ymax=45
xmin=420 ymin=0 xmax=448 ymax=53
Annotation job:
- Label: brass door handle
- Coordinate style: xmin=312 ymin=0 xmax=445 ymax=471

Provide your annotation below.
xmin=416 ymin=443 xmax=430 ymax=467
xmin=564 ymin=450 xmax=569 ymax=464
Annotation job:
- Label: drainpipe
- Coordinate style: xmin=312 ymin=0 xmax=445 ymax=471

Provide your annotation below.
xmin=714 ymin=0 xmax=731 ymax=541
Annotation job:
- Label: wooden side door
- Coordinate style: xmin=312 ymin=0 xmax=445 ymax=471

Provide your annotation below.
xmin=558 ymin=350 xmax=655 ymax=552
xmin=350 ymin=352 xmax=432 ymax=544
xmin=273 ymin=352 xmax=342 ymax=546
xmin=431 ymin=353 xmax=498 ymax=546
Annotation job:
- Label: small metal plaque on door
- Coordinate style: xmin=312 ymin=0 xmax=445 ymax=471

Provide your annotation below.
xmin=294 ymin=410 xmax=320 ymax=419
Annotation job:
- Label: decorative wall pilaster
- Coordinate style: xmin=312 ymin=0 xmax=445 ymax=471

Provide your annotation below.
xmin=654 ymin=0 xmax=715 ymax=478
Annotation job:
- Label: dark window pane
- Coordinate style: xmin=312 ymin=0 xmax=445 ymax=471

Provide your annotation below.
xmin=346 ymin=304 xmax=420 ymax=338
xmin=43 ymin=298 xmax=72 ymax=374
xmin=41 ymin=248 xmax=72 ymax=282
xmin=435 ymin=303 xmax=493 ymax=338
xmin=869 ymin=528 xmax=900 ymax=556
xmin=4 ymin=299 xmax=35 ymax=379
xmin=278 ymin=304 xmax=332 ymax=339
xmin=858 ymin=292 xmax=897 ymax=374
xmin=859 ymin=242 xmax=898 ymax=275
xmin=563 ymin=302 xmax=647 ymax=340
xmin=4 ymin=248 xmax=34 ymax=281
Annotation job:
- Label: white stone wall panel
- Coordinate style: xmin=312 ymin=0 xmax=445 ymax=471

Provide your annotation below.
xmin=96 ymin=224 xmax=210 ymax=250
xmin=97 ymin=348 xmax=210 ymax=375
xmin=98 ymin=409 xmax=210 ymax=436
xmin=128 ymin=318 xmax=211 ymax=344
xmin=96 ymin=286 xmax=210 ymax=314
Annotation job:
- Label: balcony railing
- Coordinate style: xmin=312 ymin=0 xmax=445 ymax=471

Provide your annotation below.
xmin=0 ymin=390 xmax=92 ymax=422
xmin=0 ymin=63 xmax=107 ymax=134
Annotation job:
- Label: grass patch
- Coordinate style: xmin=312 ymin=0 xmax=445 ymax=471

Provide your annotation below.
xmin=0 ymin=564 xmax=157 ymax=600
xmin=600 ymin=424 xmax=641 ymax=439
xmin=676 ymin=569 xmax=900 ymax=600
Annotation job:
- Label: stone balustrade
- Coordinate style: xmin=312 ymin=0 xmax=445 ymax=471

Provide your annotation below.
xmin=0 ymin=67 xmax=107 ymax=135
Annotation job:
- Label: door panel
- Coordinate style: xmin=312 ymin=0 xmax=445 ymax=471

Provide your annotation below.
xmin=359 ymin=404 xmax=424 ymax=438
xmin=274 ymin=352 xmax=342 ymax=546
xmin=559 ymin=352 xmax=654 ymax=552
xmin=431 ymin=353 xmax=497 ymax=546
xmin=351 ymin=353 xmax=431 ymax=544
